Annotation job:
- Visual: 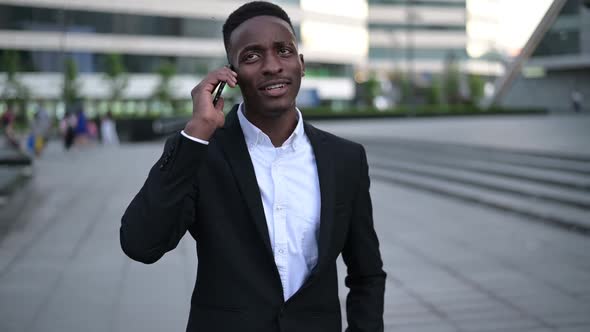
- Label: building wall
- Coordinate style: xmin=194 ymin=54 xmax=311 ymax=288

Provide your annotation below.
xmin=501 ymin=1 xmax=590 ymax=112
xmin=366 ymin=0 xmax=470 ymax=74
xmin=0 ymin=0 xmax=363 ymax=100
xmin=501 ymin=69 xmax=590 ymax=112
xmin=580 ymin=2 xmax=590 ymax=53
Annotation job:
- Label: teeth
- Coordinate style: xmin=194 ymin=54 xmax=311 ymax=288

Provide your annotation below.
xmin=266 ymin=84 xmax=285 ymax=90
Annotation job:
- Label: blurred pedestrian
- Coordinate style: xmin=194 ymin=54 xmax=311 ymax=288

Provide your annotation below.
xmin=60 ymin=111 xmax=77 ymax=150
xmin=571 ymin=89 xmax=583 ymax=113
xmin=74 ymin=107 xmax=89 ymax=145
xmin=87 ymin=116 xmax=99 ymax=142
xmin=100 ymin=111 xmax=119 ymax=145
xmin=1 ymin=105 xmax=19 ymax=148
xmin=28 ymin=105 xmax=51 ymax=156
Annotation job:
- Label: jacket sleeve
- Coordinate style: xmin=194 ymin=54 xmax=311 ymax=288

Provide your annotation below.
xmin=342 ymin=145 xmax=387 ymax=332
xmin=120 ymin=132 xmax=207 ymax=264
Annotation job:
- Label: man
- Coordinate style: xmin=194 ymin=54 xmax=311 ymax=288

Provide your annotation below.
xmin=120 ymin=2 xmax=386 ymax=331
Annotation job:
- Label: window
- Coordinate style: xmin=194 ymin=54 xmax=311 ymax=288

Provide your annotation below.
xmin=369 ymin=47 xmax=467 ymax=59
xmin=533 ymin=30 xmax=580 ymax=56
xmin=370 ymin=23 xmax=465 ymax=31
xmin=0 ymin=49 xmax=225 ymax=74
xmin=368 ymin=0 xmax=465 ymax=7
xmin=0 ymin=4 xmax=224 ymax=38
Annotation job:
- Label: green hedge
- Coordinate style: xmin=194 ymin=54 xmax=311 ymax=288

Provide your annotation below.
xmin=298 ymin=106 xmax=547 ymax=119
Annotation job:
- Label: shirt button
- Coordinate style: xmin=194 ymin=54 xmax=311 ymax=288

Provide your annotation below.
xmin=278 ymin=249 xmax=284 ymax=254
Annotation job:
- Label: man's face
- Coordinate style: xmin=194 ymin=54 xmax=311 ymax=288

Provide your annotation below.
xmin=228 ymin=15 xmax=304 ymax=117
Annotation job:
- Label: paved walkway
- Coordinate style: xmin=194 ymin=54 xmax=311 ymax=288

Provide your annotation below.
xmin=315 ymin=113 xmax=590 ymax=156
xmin=0 ymin=115 xmax=589 ymax=332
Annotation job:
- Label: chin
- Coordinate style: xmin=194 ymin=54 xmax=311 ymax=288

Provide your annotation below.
xmin=263 ymin=100 xmax=296 ymax=117
xmin=248 ymin=97 xmax=296 ymax=118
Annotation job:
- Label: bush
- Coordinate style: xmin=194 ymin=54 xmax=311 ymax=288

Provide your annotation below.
xmin=298 ymin=105 xmax=546 ymax=119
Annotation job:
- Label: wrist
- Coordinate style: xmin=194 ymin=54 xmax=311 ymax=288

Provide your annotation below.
xmin=183 ymin=119 xmax=215 ymax=141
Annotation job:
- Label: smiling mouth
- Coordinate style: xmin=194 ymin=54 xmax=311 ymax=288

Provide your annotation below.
xmin=265 ymin=83 xmax=285 ymax=91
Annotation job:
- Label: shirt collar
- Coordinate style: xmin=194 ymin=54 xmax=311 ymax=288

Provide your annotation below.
xmin=237 ymin=103 xmax=304 ymax=151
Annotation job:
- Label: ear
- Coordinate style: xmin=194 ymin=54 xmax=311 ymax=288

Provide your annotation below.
xmin=299 ymin=54 xmax=305 ymax=77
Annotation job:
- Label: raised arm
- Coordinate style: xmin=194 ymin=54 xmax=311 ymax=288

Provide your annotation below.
xmin=120 ymin=67 xmax=238 ymax=264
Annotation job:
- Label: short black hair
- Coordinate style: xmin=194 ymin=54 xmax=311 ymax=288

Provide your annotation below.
xmin=222 ymin=1 xmax=295 ymax=57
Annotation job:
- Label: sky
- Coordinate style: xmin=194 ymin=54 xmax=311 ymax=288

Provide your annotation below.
xmin=467 ymin=0 xmax=554 ymax=57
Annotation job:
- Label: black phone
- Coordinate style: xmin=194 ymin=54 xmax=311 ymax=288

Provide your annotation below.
xmin=212 ymin=65 xmax=235 ymax=106
xmin=212 ymin=81 xmax=226 ymax=106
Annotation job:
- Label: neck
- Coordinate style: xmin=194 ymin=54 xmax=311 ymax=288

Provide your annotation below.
xmin=242 ymin=105 xmax=298 ymax=147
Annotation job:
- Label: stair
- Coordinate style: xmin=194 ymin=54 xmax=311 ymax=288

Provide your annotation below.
xmin=360 ymin=138 xmax=590 ymax=233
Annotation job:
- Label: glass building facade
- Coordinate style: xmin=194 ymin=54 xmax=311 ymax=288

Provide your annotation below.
xmin=533 ymin=0 xmax=583 ymax=57
xmin=0 ymin=0 xmax=358 ymax=104
xmin=367 ymin=0 xmax=469 ymax=74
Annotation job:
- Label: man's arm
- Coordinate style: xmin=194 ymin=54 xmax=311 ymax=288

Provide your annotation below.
xmin=342 ymin=146 xmax=386 ymax=332
xmin=120 ymin=133 xmax=208 ymax=264
xmin=120 ymin=67 xmax=238 ymax=264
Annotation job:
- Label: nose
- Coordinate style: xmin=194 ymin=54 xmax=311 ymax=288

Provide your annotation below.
xmin=261 ymin=53 xmax=283 ymax=75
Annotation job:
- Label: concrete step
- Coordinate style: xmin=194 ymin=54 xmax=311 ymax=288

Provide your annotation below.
xmin=360 ymin=138 xmax=590 ymax=175
xmin=366 ymin=145 xmax=590 ymax=191
xmin=368 ymin=156 xmax=590 ymax=210
xmin=359 ymin=137 xmax=590 ymax=162
xmin=370 ymin=167 xmax=590 ymax=233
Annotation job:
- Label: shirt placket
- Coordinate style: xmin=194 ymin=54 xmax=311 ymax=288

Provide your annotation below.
xmin=271 ymin=148 xmax=289 ymax=299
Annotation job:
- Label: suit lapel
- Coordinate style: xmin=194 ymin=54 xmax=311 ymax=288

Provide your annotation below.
xmin=304 ymin=122 xmax=335 ymax=277
xmin=216 ymin=106 xmax=274 ymax=260
xmin=215 ymin=109 xmax=336 ymax=293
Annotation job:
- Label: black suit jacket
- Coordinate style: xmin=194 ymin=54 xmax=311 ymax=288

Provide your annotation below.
xmin=120 ymin=105 xmax=386 ymax=332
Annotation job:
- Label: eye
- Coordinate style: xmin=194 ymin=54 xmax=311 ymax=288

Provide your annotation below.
xmin=242 ymin=52 xmax=260 ymax=63
xmin=278 ymin=47 xmax=293 ymax=56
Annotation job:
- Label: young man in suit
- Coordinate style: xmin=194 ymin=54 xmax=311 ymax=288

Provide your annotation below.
xmin=120 ymin=2 xmax=386 ymax=331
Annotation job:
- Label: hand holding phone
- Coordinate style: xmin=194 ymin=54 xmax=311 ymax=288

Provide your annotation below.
xmin=184 ymin=66 xmax=238 ymax=141
xmin=213 ymin=65 xmax=235 ymax=106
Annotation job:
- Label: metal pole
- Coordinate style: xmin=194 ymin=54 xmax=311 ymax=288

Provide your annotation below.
xmin=406 ymin=0 xmax=415 ymax=106
xmin=58 ymin=7 xmax=66 ymax=73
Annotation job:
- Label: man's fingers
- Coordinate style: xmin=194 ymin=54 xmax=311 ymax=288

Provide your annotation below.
xmin=214 ymin=97 xmax=225 ymax=113
xmin=191 ymin=67 xmax=238 ymax=98
xmin=202 ymin=69 xmax=237 ymax=92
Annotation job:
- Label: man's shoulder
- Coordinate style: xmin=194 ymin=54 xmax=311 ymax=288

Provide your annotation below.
xmin=303 ymin=121 xmax=365 ymax=155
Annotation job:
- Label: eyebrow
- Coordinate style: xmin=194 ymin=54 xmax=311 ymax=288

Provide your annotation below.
xmin=238 ymin=41 xmax=296 ymax=57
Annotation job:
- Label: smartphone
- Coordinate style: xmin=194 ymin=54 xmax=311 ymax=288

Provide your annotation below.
xmin=212 ymin=65 xmax=235 ymax=106
xmin=212 ymin=81 xmax=226 ymax=106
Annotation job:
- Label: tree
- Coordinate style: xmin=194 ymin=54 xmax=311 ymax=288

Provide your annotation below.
xmin=2 ymin=50 xmax=30 ymax=127
xmin=152 ymin=61 xmax=176 ymax=114
xmin=362 ymin=73 xmax=381 ymax=108
xmin=104 ymin=53 xmax=128 ymax=102
xmin=427 ymin=74 xmax=443 ymax=105
xmin=62 ymin=57 xmax=80 ymax=107
xmin=1 ymin=50 xmax=30 ymax=112
xmin=389 ymin=70 xmax=411 ymax=105
xmin=468 ymin=74 xmax=485 ymax=105
xmin=443 ymin=55 xmax=462 ymax=105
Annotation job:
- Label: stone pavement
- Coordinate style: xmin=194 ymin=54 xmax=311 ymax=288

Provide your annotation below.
xmin=315 ymin=113 xmax=590 ymax=155
xmin=0 ymin=140 xmax=33 ymax=206
xmin=0 ymin=114 xmax=589 ymax=332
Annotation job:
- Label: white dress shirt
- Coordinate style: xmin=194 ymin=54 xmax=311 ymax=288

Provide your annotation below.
xmin=182 ymin=104 xmax=321 ymax=301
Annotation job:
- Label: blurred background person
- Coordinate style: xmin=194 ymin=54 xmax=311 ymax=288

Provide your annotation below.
xmin=571 ymin=89 xmax=584 ymax=112
xmin=27 ymin=105 xmax=51 ymax=156
xmin=1 ymin=105 xmax=19 ymax=148
xmin=74 ymin=106 xmax=89 ymax=146
xmin=59 ymin=110 xmax=77 ymax=150
xmin=100 ymin=111 xmax=119 ymax=145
